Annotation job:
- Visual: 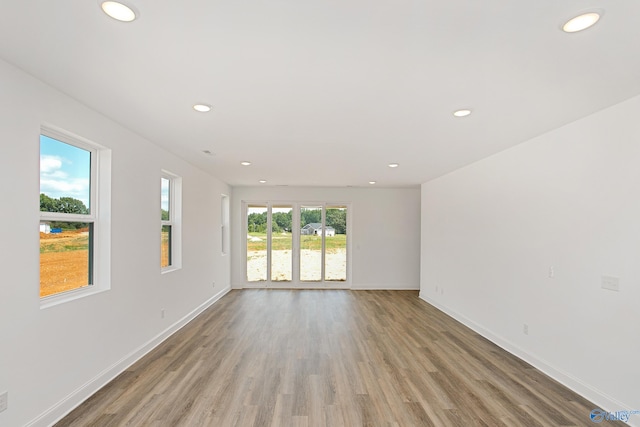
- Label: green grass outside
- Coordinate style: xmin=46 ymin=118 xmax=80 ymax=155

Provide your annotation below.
xmin=247 ymin=233 xmax=346 ymax=252
xmin=40 ymin=233 xmax=89 ymax=254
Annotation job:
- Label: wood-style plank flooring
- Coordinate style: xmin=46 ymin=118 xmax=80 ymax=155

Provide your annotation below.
xmin=57 ymin=290 xmax=617 ymax=426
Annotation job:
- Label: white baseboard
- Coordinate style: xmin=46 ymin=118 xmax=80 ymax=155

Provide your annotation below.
xmin=418 ymin=293 xmax=637 ymax=427
xmin=233 ymin=282 xmax=419 ymax=290
xmin=351 ymin=284 xmax=420 ymax=290
xmin=29 ymin=286 xmax=231 ymax=427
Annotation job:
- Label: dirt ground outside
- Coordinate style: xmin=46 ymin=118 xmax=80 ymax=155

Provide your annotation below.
xmin=247 ymin=249 xmax=347 ymax=282
xmin=161 ymin=229 xmax=170 ymax=268
xmin=40 ymin=230 xmax=90 ymax=297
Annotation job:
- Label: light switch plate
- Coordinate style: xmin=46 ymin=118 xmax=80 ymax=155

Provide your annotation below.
xmin=601 ymin=276 xmax=620 ymax=292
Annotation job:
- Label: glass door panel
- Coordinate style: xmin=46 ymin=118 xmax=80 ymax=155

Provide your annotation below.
xmin=247 ymin=205 xmax=268 ymax=282
xmin=271 ymin=205 xmax=292 ymax=281
xmin=300 ymin=205 xmax=322 ymax=281
xmin=325 ymin=206 xmax=347 ymax=281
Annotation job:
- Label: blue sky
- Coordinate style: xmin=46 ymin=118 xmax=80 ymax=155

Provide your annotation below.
xmin=40 ymin=135 xmax=91 ymax=209
xmin=161 ymin=177 xmax=170 ymax=215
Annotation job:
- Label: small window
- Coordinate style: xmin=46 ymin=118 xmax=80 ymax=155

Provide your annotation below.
xmin=39 ymin=127 xmax=111 ymax=304
xmin=161 ymin=171 xmax=182 ymax=271
xmin=161 ymin=177 xmax=172 ymax=268
xmin=221 ymin=194 xmax=230 ymax=255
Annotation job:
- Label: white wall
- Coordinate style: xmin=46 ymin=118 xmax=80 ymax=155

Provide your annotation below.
xmin=421 ymin=94 xmax=640 ymax=422
xmin=0 ymin=59 xmax=231 ymax=426
xmin=231 ymin=186 xmax=421 ymax=290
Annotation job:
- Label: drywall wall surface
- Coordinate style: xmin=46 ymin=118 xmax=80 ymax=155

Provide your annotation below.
xmin=0 ymin=58 xmax=230 ymax=426
xmin=421 ymin=94 xmax=640 ymax=418
xmin=231 ymin=186 xmax=420 ymax=290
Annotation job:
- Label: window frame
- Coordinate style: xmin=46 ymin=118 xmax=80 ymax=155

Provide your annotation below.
xmin=39 ymin=125 xmax=111 ymax=308
xmin=161 ymin=170 xmax=182 ymax=273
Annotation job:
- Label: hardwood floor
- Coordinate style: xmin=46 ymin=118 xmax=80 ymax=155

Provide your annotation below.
xmin=57 ymin=290 xmax=618 ymax=426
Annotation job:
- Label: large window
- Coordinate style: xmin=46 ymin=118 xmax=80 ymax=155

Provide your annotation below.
xmin=245 ymin=202 xmax=349 ymax=285
xmin=39 ymin=127 xmax=110 ymax=304
xmin=161 ymin=171 xmax=182 ymax=271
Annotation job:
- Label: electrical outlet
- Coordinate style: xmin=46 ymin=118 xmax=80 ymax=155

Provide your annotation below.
xmin=523 ymin=324 xmax=529 ymax=335
xmin=548 ymin=266 xmax=555 ymax=278
xmin=601 ymin=276 xmax=620 ymax=292
xmin=0 ymin=391 xmax=8 ymax=412
xmin=161 ymin=308 xmax=165 ymax=319
xmin=212 ymin=281 xmax=216 ymax=288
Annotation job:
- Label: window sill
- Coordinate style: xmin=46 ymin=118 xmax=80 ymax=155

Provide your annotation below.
xmin=161 ymin=265 xmax=181 ymax=274
xmin=40 ymin=286 xmax=109 ymax=310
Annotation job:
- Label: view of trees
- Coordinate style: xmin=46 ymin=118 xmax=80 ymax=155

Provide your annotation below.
xmin=326 ymin=209 xmax=346 ymax=234
xmin=273 ymin=211 xmax=292 ymax=233
xmin=300 ymin=209 xmax=321 ymax=227
xmin=247 ymin=211 xmax=267 ymax=233
xmin=40 ymin=193 xmax=88 ymax=214
xmin=247 ymin=208 xmax=346 ymax=234
xmin=248 ymin=210 xmax=296 ymax=233
xmin=40 ymin=193 xmax=89 ymax=230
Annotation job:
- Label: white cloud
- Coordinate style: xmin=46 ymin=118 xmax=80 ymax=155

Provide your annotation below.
xmin=40 ymin=155 xmax=89 ymax=206
xmin=40 ymin=156 xmax=63 ymax=174
xmin=40 ymin=178 xmax=89 ymax=194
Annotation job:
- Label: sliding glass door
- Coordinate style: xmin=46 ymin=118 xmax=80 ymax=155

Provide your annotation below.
xmin=245 ymin=202 xmax=349 ymax=286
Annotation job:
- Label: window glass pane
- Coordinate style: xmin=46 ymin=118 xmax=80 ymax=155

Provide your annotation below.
xmin=40 ymin=222 xmax=92 ymax=297
xmin=161 ymin=177 xmax=170 ymax=221
xmin=325 ymin=206 xmax=347 ymax=281
xmin=161 ymin=225 xmax=172 ymax=268
xmin=247 ymin=205 xmax=267 ymax=281
xmin=271 ymin=206 xmax=292 ymax=281
xmin=40 ymin=135 xmax=91 ymax=214
xmin=300 ymin=206 xmax=322 ymax=281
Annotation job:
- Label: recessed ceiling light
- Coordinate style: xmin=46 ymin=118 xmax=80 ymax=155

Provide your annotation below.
xmin=562 ymin=12 xmax=601 ymax=33
xmin=193 ymin=104 xmax=211 ymax=113
xmin=388 ymin=163 xmax=399 ymax=168
xmin=241 ymin=161 xmax=252 ymax=166
xmin=259 ymin=180 xmax=267 ymax=184
xmin=369 ymin=181 xmax=377 ymax=185
xmin=100 ymin=1 xmax=137 ymax=22
xmin=453 ymin=109 xmax=472 ymax=117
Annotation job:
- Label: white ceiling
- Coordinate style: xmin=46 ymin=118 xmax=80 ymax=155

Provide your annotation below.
xmin=1 ymin=1 xmax=639 ymax=187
